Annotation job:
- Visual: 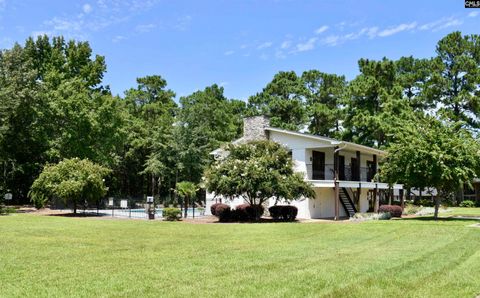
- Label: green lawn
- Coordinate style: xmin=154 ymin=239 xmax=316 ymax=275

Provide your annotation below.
xmin=441 ymin=207 xmax=480 ymax=217
xmin=1 ymin=212 xmax=480 ymax=298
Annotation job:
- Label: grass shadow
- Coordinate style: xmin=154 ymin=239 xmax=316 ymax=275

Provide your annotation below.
xmin=400 ymin=216 xmax=480 ymax=222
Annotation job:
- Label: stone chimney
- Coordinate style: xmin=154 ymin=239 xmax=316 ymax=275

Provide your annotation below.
xmin=243 ymin=115 xmax=270 ymax=141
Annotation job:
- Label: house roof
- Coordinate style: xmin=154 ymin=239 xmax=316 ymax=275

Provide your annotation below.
xmin=265 ymin=127 xmax=386 ymax=156
xmin=211 ymin=126 xmax=386 ymax=157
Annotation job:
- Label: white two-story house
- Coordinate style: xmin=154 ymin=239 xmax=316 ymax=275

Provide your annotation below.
xmin=206 ymin=116 xmax=404 ymax=220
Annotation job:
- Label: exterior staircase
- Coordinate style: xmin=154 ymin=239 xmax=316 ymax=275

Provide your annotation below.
xmin=339 ymin=188 xmax=357 ymax=217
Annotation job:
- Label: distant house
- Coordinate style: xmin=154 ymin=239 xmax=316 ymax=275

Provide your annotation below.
xmin=207 ymin=116 xmax=404 ymax=220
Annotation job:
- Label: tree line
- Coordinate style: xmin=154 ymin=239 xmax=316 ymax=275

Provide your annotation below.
xmin=1 ymin=31 xmax=479 ymax=206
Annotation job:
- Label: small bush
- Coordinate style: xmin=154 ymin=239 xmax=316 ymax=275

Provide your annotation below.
xmin=163 ymin=208 xmax=182 ymax=221
xmin=459 ymin=200 xmax=476 ymax=208
xmin=403 ymin=204 xmax=421 ymax=215
xmin=378 ymin=205 xmax=403 ymax=218
xmin=351 ymin=212 xmax=391 ymax=221
xmin=210 ymin=202 xmax=223 ymax=216
xmin=0 ymin=205 xmax=16 ymax=215
xmin=269 ymin=205 xmax=298 ymax=221
xmin=235 ymin=204 xmax=264 ymax=221
xmin=214 ymin=204 xmax=231 ymax=222
xmin=417 ymin=198 xmax=434 ymax=207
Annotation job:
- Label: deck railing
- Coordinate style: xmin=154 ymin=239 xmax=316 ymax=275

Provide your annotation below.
xmin=306 ymin=164 xmax=375 ymax=182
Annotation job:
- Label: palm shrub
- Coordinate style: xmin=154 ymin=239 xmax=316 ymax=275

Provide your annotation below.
xmin=163 ymin=208 xmax=182 ymax=221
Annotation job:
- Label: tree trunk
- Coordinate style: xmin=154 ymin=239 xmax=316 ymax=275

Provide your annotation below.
xmin=73 ymin=199 xmax=77 ymax=214
xmin=151 ymin=174 xmax=155 ymax=198
xmin=434 ymin=195 xmax=440 ymax=220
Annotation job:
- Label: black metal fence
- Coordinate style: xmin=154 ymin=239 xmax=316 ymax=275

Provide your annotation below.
xmin=75 ymin=197 xmax=205 ymax=219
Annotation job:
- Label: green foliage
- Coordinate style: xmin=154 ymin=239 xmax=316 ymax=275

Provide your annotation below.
xmin=302 ymin=70 xmax=346 ymax=138
xmin=248 ymin=71 xmax=307 ymax=130
xmin=381 ymin=116 xmax=480 ymax=218
xmin=403 ymin=204 xmax=421 ymax=215
xmin=29 ymin=158 xmax=110 ymax=212
xmin=162 ymin=208 xmax=182 ymax=221
xmin=459 ymin=200 xmax=476 ymax=208
xmin=351 ymin=212 xmax=391 ymax=220
xmin=205 ymin=140 xmax=315 ymax=210
xmin=175 ymin=181 xmax=197 ymax=200
xmin=175 ymin=181 xmax=197 ymax=218
xmin=0 ymin=35 xmax=121 ymax=202
xmin=429 ymin=31 xmax=480 ymax=130
xmin=174 ymin=84 xmax=244 ymax=183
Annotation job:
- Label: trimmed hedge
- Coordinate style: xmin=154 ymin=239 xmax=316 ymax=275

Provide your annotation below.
xmin=163 ymin=208 xmax=182 ymax=221
xmin=235 ymin=203 xmax=264 ymax=221
xmin=210 ymin=202 xmax=224 ymax=216
xmin=214 ymin=204 xmax=231 ymax=222
xmin=212 ymin=203 xmax=264 ymax=222
xmin=269 ymin=205 xmax=298 ymax=221
xmin=378 ymin=205 xmax=402 ymax=218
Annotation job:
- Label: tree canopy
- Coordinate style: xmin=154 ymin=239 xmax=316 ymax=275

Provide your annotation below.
xmin=29 ymin=158 xmax=110 ymax=213
xmin=205 ymin=140 xmax=315 ymax=208
xmin=381 ymin=117 xmax=480 ymax=218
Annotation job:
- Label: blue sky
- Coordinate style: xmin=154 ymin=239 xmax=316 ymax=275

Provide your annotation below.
xmin=0 ymin=0 xmax=479 ymax=100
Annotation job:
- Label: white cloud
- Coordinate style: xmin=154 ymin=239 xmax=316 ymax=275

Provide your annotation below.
xmin=367 ymin=27 xmax=379 ymax=39
xmin=224 ymin=50 xmax=234 ymax=56
xmin=83 ymin=3 xmax=92 ymax=14
xmin=46 ymin=17 xmax=83 ymax=32
xmin=275 ymin=50 xmax=286 ymax=59
xmin=435 ymin=19 xmax=463 ymax=31
xmin=314 ymin=25 xmax=329 ymax=34
xmin=174 ymin=15 xmax=192 ymax=31
xmin=136 ymin=23 xmax=156 ymax=32
xmin=31 ymin=30 xmax=53 ymax=38
xmin=468 ymin=11 xmax=479 ymax=18
xmin=321 ymin=35 xmax=339 ymax=46
xmin=257 ymin=41 xmax=273 ymax=49
xmin=295 ymin=37 xmax=317 ymax=52
xmin=259 ymin=53 xmax=269 ymax=60
xmin=377 ymin=22 xmax=417 ymax=37
xmin=280 ymin=40 xmax=291 ymax=49
xmin=419 ymin=17 xmax=462 ymax=32
xmin=112 ymin=35 xmax=126 ymax=42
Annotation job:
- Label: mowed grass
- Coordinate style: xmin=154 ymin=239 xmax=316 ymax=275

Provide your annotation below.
xmin=1 ymin=212 xmax=480 ymax=298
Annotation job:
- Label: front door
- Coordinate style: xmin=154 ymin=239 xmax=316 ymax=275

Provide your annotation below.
xmin=312 ymin=151 xmax=325 ymax=180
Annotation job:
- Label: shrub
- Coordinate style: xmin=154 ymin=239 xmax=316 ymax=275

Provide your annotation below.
xmin=403 ymin=204 xmax=421 ymax=215
xmin=235 ymin=203 xmax=264 ymax=221
xmin=210 ymin=202 xmax=223 ymax=216
xmin=417 ymin=198 xmax=434 ymax=207
xmin=378 ymin=205 xmax=403 ymax=218
xmin=269 ymin=205 xmax=298 ymax=221
xmin=0 ymin=205 xmax=16 ymax=215
xmin=214 ymin=204 xmax=231 ymax=222
xmin=459 ymin=200 xmax=475 ymax=208
xmin=351 ymin=212 xmax=391 ymax=221
xmin=163 ymin=208 xmax=182 ymax=221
